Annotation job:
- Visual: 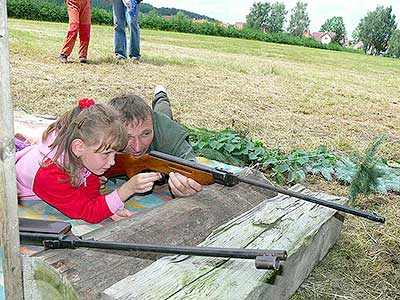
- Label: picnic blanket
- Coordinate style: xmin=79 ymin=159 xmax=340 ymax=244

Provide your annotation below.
xmin=0 ymin=111 xmax=243 ymax=299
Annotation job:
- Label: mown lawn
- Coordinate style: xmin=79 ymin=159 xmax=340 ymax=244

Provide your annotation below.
xmin=7 ymin=18 xmax=400 ymax=299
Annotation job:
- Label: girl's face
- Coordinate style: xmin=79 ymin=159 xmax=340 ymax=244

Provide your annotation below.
xmin=73 ymin=140 xmax=116 ymax=175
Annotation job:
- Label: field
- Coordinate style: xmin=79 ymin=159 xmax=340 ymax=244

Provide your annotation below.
xmin=7 ymin=18 xmax=400 ymax=299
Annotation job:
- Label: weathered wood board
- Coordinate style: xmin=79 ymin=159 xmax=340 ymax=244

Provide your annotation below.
xmin=103 ymin=185 xmax=346 ymax=300
xmin=22 ymin=173 xmax=346 ymax=300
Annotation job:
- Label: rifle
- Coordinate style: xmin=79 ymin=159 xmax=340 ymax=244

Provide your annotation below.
xmin=19 ymin=219 xmax=287 ymax=270
xmin=105 ymin=150 xmax=386 ymax=224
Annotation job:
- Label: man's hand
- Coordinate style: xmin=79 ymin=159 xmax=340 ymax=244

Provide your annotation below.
xmin=111 ymin=208 xmax=133 ymax=221
xmin=168 ymin=172 xmax=202 ymax=197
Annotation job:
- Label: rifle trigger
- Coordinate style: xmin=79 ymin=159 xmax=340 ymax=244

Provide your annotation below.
xmin=214 ymin=168 xmax=239 ymax=186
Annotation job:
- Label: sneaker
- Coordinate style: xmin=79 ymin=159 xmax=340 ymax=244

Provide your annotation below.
xmin=79 ymin=56 xmax=88 ymax=63
xmin=152 ymin=85 xmax=170 ymax=110
xmin=154 ymin=85 xmax=168 ymax=97
xmin=115 ymin=54 xmax=126 ymax=60
xmin=59 ymin=54 xmax=68 ymax=63
xmin=130 ymin=57 xmax=140 ymax=64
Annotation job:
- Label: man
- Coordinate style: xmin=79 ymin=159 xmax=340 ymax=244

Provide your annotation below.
xmin=109 ymin=86 xmax=202 ymax=197
xmin=112 ymin=0 xmax=142 ymax=61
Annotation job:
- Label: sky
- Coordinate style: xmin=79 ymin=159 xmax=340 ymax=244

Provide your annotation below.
xmin=144 ymin=0 xmax=400 ymax=36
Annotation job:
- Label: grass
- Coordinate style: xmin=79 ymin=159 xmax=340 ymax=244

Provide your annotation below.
xmin=7 ymin=18 xmax=400 ymax=299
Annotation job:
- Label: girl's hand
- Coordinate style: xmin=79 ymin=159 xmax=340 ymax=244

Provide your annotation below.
xmin=117 ymin=172 xmax=162 ymax=201
xmin=99 ymin=176 xmax=108 ymax=189
xmin=15 ymin=133 xmax=39 ymax=145
xmin=111 ymin=208 xmax=133 ymax=221
xmin=168 ymin=172 xmax=202 ymax=197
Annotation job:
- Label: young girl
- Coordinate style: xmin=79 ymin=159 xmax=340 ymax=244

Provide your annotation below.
xmin=15 ymin=99 xmax=161 ymax=223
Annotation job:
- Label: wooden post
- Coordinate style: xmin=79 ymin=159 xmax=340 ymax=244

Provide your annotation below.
xmin=0 ymin=0 xmax=24 ymax=298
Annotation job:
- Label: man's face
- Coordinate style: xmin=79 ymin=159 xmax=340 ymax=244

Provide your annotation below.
xmin=125 ymin=114 xmax=154 ymax=158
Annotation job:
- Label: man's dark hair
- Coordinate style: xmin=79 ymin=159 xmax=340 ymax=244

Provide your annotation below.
xmin=109 ymin=94 xmax=152 ymax=126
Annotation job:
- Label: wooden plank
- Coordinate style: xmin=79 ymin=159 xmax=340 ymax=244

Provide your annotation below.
xmin=103 ymin=185 xmax=346 ymax=300
xmin=0 ymin=1 xmax=24 ymax=298
xmin=27 ymin=171 xmax=277 ymax=299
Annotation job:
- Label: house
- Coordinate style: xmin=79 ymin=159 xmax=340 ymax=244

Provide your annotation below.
xmin=341 ymin=36 xmax=350 ymax=47
xmin=234 ymin=22 xmax=245 ymax=30
xmin=303 ymin=30 xmax=312 ymax=38
xmin=352 ymin=40 xmax=364 ymax=49
xmin=311 ymin=32 xmax=336 ymax=44
xmin=192 ymin=19 xmax=209 ymax=24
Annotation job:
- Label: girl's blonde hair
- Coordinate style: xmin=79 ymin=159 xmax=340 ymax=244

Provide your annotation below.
xmin=43 ymin=102 xmax=128 ymax=187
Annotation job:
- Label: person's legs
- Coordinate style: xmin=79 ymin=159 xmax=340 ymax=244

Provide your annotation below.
xmin=126 ymin=7 xmax=140 ymax=60
xmin=153 ymin=85 xmax=173 ymax=120
xmin=78 ymin=0 xmax=91 ymax=60
xmin=113 ymin=0 xmax=127 ymax=59
xmin=60 ymin=0 xmax=80 ymax=61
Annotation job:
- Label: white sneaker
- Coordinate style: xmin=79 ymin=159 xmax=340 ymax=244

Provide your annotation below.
xmin=154 ymin=85 xmax=168 ymax=97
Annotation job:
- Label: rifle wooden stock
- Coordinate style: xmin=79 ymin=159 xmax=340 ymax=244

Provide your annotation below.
xmin=105 ymin=152 xmax=216 ymax=185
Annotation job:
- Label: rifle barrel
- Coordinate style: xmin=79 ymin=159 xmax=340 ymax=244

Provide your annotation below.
xmin=20 ymin=232 xmax=287 ymax=270
xmin=237 ymin=176 xmax=385 ymax=223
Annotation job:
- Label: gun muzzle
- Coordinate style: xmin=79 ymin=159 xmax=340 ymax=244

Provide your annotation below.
xmin=255 ymin=255 xmax=281 ymax=270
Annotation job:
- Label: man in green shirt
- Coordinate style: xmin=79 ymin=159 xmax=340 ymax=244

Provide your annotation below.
xmin=109 ymin=86 xmax=202 ymax=197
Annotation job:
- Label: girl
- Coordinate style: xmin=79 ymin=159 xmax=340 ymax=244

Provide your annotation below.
xmin=16 ymin=99 xmax=161 ymax=223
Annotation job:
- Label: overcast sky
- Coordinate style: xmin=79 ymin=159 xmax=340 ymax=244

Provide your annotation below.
xmin=144 ymin=0 xmax=400 ymax=36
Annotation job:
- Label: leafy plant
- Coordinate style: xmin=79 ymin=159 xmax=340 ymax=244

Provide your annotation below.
xmin=188 ymin=127 xmax=337 ymax=184
xmin=188 ymin=127 xmax=400 ymax=196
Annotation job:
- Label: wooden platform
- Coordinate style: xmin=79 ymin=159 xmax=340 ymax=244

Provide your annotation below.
xmin=21 ymin=172 xmax=346 ymax=300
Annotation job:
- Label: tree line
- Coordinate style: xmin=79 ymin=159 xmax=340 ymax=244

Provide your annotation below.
xmin=6 ymin=0 xmax=399 ymax=57
xmin=246 ymin=1 xmax=399 ymax=58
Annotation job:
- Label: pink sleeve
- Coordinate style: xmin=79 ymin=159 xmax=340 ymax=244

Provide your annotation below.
xmin=105 ymin=190 xmax=124 ymax=213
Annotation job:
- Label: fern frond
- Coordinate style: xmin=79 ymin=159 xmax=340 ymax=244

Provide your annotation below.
xmin=349 ymin=135 xmax=386 ymax=201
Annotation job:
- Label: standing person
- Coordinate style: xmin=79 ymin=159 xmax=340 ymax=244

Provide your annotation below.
xmin=112 ymin=0 xmax=142 ymax=62
xmin=59 ymin=0 xmax=91 ymax=63
xmin=15 ymin=99 xmax=162 ymax=223
xmin=109 ymin=86 xmax=202 ymax=197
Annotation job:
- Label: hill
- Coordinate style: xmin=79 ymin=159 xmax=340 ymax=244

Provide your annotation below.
xmin=46 ymin=0 xmax=219 ymax=22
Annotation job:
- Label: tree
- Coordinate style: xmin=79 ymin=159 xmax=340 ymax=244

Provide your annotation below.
xmin=320 ymin=16 xmax=346 ymax=44
xmin=353 ymin=5 xmax=397 ymax=55
xmin=288 ymin=1 xmax=310 ymax=37
xmin=246 ymin=1 xmax=271 ymax=31
xmin=267 ymin=2 xmax=287 ymax=32
xmin=387 ymin=29 xmax=400 ymax=58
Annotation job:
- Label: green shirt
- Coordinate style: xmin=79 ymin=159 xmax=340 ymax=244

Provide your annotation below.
xmin=149 ymin=112 xmax=195 ymax=161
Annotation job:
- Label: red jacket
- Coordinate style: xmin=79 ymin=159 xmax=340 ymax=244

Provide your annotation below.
xmin=33 ymin=161 xmax=120 ymax=224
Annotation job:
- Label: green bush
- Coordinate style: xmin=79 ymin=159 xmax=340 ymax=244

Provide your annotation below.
xmin=7 ymin=0 xmax=68 ymax=23
xmin=7 ymin=0 xmax=111 ymax=25
xmin=91 ymin=8 xmax=113 ymax=25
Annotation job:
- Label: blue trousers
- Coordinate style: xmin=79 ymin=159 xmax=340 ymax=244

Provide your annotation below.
xmin=112 ymin=0 xmax=140 ymax=59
